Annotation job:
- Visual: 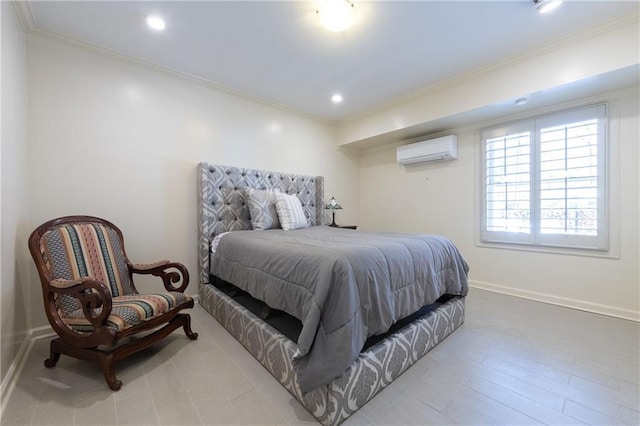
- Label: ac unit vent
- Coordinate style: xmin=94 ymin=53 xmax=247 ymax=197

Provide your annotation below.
xmin=396 ymin=135 xmax=458 ymax=166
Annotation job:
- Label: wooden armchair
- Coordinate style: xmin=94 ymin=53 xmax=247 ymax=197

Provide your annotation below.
xmin=28 ymin=215 xmax=198 ymax=390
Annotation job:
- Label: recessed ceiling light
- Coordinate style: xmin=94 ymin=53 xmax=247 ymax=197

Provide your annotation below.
xmin=532 ymin=0 xmax=562 ymax=14
xmin=146 ymin=14 xmax=166 ymax=31
xmin=515 ymin=97 xmax=528 ymax=106
xmin=331 ymin=94 xmax=343 ymax=103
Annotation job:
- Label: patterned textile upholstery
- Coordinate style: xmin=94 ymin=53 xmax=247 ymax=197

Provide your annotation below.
xmin=64 ymin=292 xmax=192 ymax=333
xmin=245 ymin=188 xmax=281 ymax=230
xmin=200 ymin=284 xmax=465 ymax=426
xmin=41 ymin=222 xmax=135 ymax=316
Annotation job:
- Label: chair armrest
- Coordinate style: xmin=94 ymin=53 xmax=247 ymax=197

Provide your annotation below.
xmin=129 ymin=261 xmax=190 ymax=293
xmin=51 ymin=278 xmax=90 ymax=289
xmin=129 ymin=260 xmax=170 ymax=272
xmin=45 ymin=277 xmax=114 ymax=347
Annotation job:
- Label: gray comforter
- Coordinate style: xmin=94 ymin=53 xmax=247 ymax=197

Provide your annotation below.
xmin=210 ymin=226 xmax=469 ymax=392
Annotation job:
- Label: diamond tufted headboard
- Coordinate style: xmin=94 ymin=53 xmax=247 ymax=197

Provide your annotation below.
xmin=197 ymin=162 xmax=324 ymax=287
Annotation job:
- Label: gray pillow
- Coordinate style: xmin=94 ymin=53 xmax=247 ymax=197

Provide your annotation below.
xmin=246 ymin=188 xmax=281 ymax=230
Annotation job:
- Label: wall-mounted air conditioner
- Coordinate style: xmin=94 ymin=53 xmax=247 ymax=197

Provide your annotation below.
xmin=396 ymin=135 xmax=458 ymax=166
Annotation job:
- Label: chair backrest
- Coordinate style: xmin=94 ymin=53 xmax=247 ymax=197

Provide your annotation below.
xmin=34 ymin=218 xmax=135 ymax=316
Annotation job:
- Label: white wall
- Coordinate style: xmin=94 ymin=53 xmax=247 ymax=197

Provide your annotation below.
xmin=338 ymin=18 xmax=638 ymax=146
xmin=358 ymin=88 xmax=639 ymax=320
xmin=27 ymin=35 xmax=359 ymax=329
xmin=1 ymin=1 xmax=30 ymax=391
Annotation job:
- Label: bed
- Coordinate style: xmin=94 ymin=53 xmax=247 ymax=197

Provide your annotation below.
xmin=197 ymin=163 xmax=468 ymax=425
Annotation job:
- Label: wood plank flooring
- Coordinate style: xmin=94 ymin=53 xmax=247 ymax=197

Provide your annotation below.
xmin=1 ymin=288 xmax=638 ymax=425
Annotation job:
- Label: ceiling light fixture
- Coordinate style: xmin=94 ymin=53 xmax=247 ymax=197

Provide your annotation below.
xmin=331 ymin=94 xmax=343 ymax=103
xmin=316 ymin=0 xmax=356 ymax=32
xmin=146 ymin=14 xmax=166 ymax=31
xmin=532 ymin=0 xmax=562 ymax=14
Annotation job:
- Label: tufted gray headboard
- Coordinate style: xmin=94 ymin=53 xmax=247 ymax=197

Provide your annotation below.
xmin=197 ymin=162 xmax=324 ymax=286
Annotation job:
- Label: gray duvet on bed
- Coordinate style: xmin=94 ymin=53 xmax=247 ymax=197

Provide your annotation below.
xmin=210 ymin=226 xmax=469 ymax=392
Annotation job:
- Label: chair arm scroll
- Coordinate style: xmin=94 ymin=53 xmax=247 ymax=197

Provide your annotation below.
xmin=50 ymin=278 xmax=113 ymax=328
xmin=46 ymin=278 xmax=115 ymax=346
xmin=130 ymin=261 xmax=190 ymax=293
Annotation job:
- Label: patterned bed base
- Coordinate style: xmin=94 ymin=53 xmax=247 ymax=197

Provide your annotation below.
xmin=199 ymin=283 xmax=465 ymax=426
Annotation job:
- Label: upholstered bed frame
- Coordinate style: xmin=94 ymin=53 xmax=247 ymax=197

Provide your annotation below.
xmin=197 ymin=163 xmax=465 ymax=425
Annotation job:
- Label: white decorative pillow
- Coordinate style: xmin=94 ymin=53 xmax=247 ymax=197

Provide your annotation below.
xmin=210 ymin=232 xmax=230 ymax=255
xmin=274 ymin=192 xmax=309 ymax=231
xmin=246 ymin=188 xmax=281 ymax=230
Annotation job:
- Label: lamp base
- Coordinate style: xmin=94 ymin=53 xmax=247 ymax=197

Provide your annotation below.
xmin=328 ymin=211 xmax=338 ymax=227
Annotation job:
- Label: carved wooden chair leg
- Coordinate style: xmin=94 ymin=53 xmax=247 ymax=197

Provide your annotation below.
xmin=44 ymin=340 xmax=61 ymax=368
xmin=181 ymin=314 xmax=199 ymax=340
xmin=100 ymin=355 xmax=122 ymax=391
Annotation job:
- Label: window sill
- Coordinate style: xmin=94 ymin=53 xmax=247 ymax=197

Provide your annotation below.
xmin=475 ymin=240 xmax=619 ymax=259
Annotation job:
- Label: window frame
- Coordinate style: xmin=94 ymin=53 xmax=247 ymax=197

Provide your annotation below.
xmin=479 ymin=103 xmax=608 ymax=252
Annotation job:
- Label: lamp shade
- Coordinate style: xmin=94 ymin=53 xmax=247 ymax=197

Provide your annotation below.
xmin=324 ymin=197 xmax=343 ymax=210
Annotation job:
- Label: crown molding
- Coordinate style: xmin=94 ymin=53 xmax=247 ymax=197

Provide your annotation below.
xmin=12 ymin=0 xmax=35 ymax=32
xmin=340 ymin=12 xmax=640 ymax=124
xmin=23 ymin=19 xmax=333 ymax=126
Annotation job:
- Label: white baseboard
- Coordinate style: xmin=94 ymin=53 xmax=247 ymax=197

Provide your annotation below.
xmin=31 ymin=325 xmax=55 ymax=340
xmin=0 ymin=333 xmax=35 ymax=415
xmin=469 ymin=279 xmax=639 ymax=322
xmin=0 ymin=324 xmax=55 ymax=414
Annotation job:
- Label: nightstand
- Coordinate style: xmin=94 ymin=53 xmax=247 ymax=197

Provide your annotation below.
xmin=329 ymin=225 xmax=357 ymax=230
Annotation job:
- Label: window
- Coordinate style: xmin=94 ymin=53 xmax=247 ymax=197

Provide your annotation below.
xmin=481 ymin=104 xmax=607 ymax=251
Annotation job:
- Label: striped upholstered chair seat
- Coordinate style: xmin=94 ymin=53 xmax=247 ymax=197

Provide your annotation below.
xmin=63 ymin=292 xmax=192 ymax=333
xmin=29 ymin=216 xmax=197 ymax=391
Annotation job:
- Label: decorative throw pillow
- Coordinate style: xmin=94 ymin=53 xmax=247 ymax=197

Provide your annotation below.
xmin=246 ymin=188 xmax=281 ymax=230
xmin=274 ymin=192 xmax=309 ymax=231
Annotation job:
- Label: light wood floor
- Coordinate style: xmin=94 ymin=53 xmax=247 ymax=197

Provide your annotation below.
xmin=1 ymin=288 xmax=638 ymax=425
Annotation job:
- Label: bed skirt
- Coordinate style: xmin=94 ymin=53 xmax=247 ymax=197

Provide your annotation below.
xmin=199 ymin=284 xmax=465 ymax=426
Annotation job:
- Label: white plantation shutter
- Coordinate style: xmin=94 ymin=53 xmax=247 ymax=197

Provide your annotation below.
xmin=481 ymin=104 xmax=607 ymax=250
xmin=485 ymin=133 xmax=531 ymax=229
xmin=535 ymin=105 xmax=607 ymax=249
